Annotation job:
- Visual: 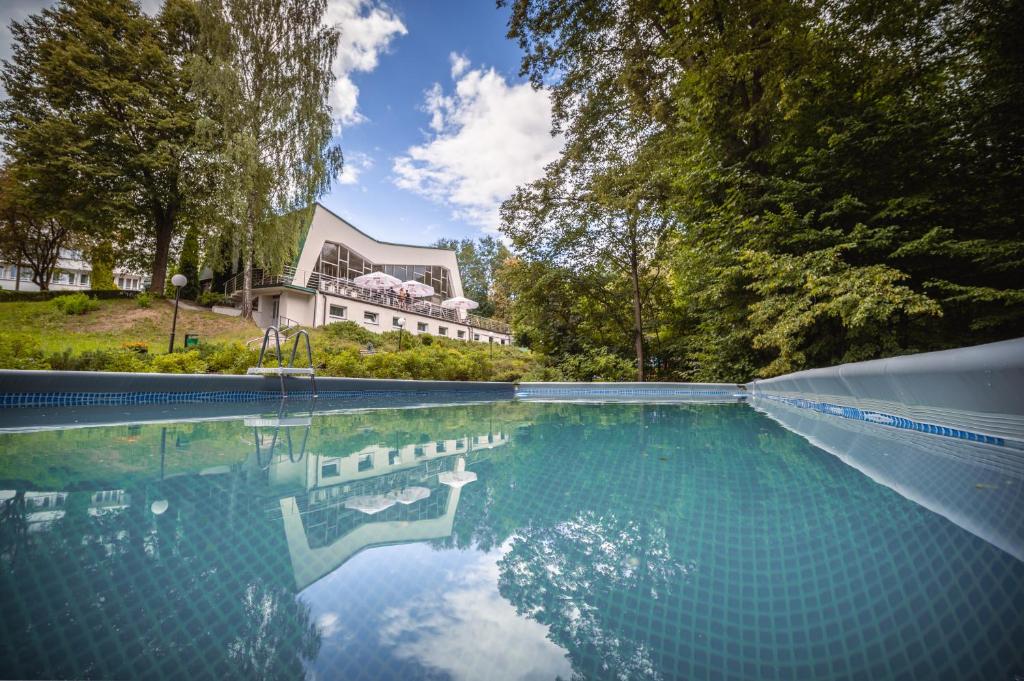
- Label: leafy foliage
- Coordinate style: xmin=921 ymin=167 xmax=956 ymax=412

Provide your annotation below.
xmin=433 ymin=236 xmax=512 ymax=318
xmin=192 ymin=0 xmax=343 ymax=318
xmin=498 ymin=0 xmax=1024 ymax=379
xmin=52 ymin=292 xmax=100 ymax=315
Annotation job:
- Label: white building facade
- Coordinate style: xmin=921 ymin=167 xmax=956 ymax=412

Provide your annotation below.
xmin=223 ymin=205 xmax=512 ymax=344
xmin=0 ymin=250 xmax=148 ymax=292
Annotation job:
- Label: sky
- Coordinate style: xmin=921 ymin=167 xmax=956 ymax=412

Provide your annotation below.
xmin=0 ymin=0 xmax=564 ymax=246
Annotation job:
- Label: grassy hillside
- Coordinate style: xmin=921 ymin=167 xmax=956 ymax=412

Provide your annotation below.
xmin=0 ymin=297 xmax=547 ymax=381
xmin=0 ymin=297 xmax=258 ymax=353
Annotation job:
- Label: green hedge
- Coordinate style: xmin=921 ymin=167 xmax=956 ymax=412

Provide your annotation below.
xmin=0 ymin=289 xmax=140 ymax=303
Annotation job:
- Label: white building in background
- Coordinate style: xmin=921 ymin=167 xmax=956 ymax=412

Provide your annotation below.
xmin=0 ymin=249 xmax=148 ymax=292
xmin=223 ymin=204 xmax=512 ymax=344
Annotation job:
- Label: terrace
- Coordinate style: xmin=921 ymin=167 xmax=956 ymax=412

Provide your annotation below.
xmin=224 ymin=265 xmax=512 ymax=335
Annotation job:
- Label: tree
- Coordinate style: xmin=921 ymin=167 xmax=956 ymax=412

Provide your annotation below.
xmin=172 ymin=224 xmax=201 ymax=300
xmin=0 ymin=0 xmax=211 ymax=295
xmin=433 ymin=236 xmax=511 ymax=317
xmin=193 ymin=0 xmax=343 ymax=319
xmin=88 ymin=241 xmax=117 ymax=290
xmin=498 ymin=0 xmax=1024 ymax=379
xmin=502 ymin=143 xmax=673 ymax=381
xmin=0 ymin=166 xmax=76 ymax=291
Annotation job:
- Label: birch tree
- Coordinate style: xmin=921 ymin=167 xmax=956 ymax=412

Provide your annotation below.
xmin=194 ymin=0 xmax=342 ymax=319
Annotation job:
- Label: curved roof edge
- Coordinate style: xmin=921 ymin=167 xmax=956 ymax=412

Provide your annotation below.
xmin=312 ymin=203 xmax=457 ymax=252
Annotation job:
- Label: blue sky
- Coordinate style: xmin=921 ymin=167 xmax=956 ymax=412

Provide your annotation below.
xmin=319 ymin=0 xmax=562 ymax=245
xmin=0 ymin=0 xmax=563 ymax=246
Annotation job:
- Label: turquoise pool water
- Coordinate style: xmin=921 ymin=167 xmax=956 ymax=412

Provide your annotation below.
xmin=0 ymin=400 xmax=1021 ymax=680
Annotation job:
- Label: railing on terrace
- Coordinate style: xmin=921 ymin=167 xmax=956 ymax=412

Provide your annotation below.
xmin=224 ymin=265 xmax=511 ymax=335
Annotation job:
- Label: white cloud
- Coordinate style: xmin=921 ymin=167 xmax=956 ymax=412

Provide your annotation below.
xmin=324 ymin=0 xmax=407 ymax=126
xmin=392 ymin=58 xmax=563 ymax=232
xmin=337 ymin=151 xmax=374 ymax=185
xmin=449 ymin=52 xmax=470 ymax=78
xmin=377 ymin=546 xmax=573 ymax=681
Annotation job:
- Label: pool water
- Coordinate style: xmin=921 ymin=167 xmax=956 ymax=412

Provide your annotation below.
xmin=0 ymin=400 xmax=1021 ymax=680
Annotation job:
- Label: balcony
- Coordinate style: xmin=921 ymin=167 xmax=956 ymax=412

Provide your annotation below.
xmin=224 ymin=266 xmax=511 ymax=335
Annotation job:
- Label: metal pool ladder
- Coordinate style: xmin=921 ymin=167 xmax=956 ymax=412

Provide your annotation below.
xmin=247 ymin=325 xmax=318 ymax=398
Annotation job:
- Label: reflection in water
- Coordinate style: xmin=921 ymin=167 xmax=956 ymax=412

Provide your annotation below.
xmin=0 ymin=401 xmax=1022 ymax=680
xmin=754 ymin=397 xmax=1024 ymax=561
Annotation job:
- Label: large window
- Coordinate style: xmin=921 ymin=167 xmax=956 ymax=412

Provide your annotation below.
xmin=315 ymin=241 xmax=453 ymax=302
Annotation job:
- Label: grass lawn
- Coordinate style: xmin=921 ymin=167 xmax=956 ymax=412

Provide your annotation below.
xmin=0 ymin=297 xmax=259 ymax=354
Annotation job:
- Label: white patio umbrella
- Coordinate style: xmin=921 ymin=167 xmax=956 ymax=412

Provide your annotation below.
xmin=396 ymin=281 xmax=435 ymax=298
xmin=438 ymin=457 xmax=477 ymax=488
xmin=438 ymin=470 xmax=478 ymax=488
xmin=441 ymin=296 xmax=479 ymax=341
xmin=344 ymin=494 xmax=396 ymax=515
xmin=389 ymin=486 xmax=432 ymax=505
xmin=353 ymin=272 xmax=402 ymax=290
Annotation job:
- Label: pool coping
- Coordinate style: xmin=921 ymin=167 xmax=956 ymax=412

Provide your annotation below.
xmin=0 ymin=370 xmax=513 ymax=408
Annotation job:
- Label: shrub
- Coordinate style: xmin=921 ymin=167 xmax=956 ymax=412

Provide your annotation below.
xmin=136 ymin=292 xmax=153 ymax=309
xmin=419 ymin=333 xmax=434 ymax=346
xmin=323 ymin=348 xmax=364 ymax=377
xmin=558 ymin=349 xmax=636 ymax=381
xmin=149 ymin=350 xmax=208 ymax=374
xmin=196 ymin=291 xmax=228 ymax=308
xmin=201 ymin=342 xmax=259 ymax=374
xmin=0 ymin=336 xmax=50 ymax=370
xmin=46 ymin=348 xmax=147 ymax=372
xmin=122 ymin=341 xmax=149 ymax=354
xmin=0 ymin=289 xmax=138 ymax=303
xmin=52 ymin=292 xmax=100 ymax=315
xmin=321 ymin=320 xmax=377 ymax=345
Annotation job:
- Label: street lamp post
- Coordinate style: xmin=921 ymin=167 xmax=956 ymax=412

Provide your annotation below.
xmin=168 ymin=274 xmax=187 ymax=353
xmin=489 ymin=336 xmax=493 ymax=358
xmin=397 ymin=317 xmax=406 ymax=351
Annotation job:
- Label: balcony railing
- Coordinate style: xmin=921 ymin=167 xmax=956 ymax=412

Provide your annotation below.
xmin=224 ymin=265 xmax=511 ymax=335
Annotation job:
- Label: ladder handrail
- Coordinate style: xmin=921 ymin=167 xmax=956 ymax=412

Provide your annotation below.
xmin=250 ymin=325 xmax=317 ymax=398
xmin=289 ymin=329 xmax=318 ymax=398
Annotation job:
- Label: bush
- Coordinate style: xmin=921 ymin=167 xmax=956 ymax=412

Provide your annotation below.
xmin=321 ymin=320 xmax=377 ymax=346
xmin=196 ymin=291 xmax=228 ymax=308
xmin=45 ymin=348 xmax=147 ymax=372
xmin=136 ymin=292 xmax=153 ymax=309
xmin=149 ymin=350 xmax=208 ymax=374
xmin=122 ymin=341 xmax=149 ymax=354
xmin=52 ymin=292 xmax=100 ymax=315
xmin=558 ymin=349 xmax=636 ymax=381
xmin=0 ymin=336 xmax=50 ymax=370
xmin=0 ymin=289 xmax=138 ymax=303
xmin=419 ymin=333 xmax=434 ymax=346
xmin=323 ymin=348 xmax=364 ymax=377
xmin=200 ymin=342 xmax=258 ymax=374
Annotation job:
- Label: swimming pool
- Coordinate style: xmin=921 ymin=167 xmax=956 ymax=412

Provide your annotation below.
xmin=0 ymin=398 xmax=1021 ymax=680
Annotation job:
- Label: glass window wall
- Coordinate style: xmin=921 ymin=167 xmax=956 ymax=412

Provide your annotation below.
xmin=315 ymin=241 xmax=453 ymax=302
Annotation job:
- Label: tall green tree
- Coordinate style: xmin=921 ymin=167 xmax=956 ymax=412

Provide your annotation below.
xmin=433 ymin=236 xmax=511 ymax=318
xmin=499 ymin=0 xmax=1024 ymax=379
xmin=0 ymin=0 xmax=211 ymax=295
xmin=193 ymin=0 xmax=343 ymax=319
xmin=172 ymin=224 xmax=201 ymax=300
xmin=0 ymin=165 xmax=77 ymax=291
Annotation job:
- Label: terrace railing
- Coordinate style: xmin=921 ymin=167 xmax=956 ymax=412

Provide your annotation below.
xmin=224 ymin=265 xmax=511 ymax=335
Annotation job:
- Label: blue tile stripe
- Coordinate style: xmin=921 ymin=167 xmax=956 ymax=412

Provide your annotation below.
xmin=758 ymin=393 xmax=1008 ymax=447
xmin=517 ymin=387 xmax=737 ymax=397
xmin=0 ymin=389 xmax=503 ymax=408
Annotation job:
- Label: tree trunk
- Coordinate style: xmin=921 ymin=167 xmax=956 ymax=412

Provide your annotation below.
xmin=150 ymin=205 xmax=176 ymax=295
xmin=13 ymin=264 xmax=19 ymax=291
xmin=241 ymin=217 xmax=254 ymax=320
xmin=630 ymin=261 xmax=645 ymax=382
xmin=628 ymin=221 xmax=645 ymax=382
